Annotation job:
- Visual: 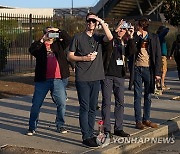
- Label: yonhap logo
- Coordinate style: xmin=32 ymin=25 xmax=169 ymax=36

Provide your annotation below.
xmin=113 ymin=137 xmax=175 ymax=144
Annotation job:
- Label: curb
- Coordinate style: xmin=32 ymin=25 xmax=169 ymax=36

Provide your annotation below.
xmin=85 ymin=116 xmax=180 ymax=154
xmin=0 ymin=145 xmax=64 ymax=154
xmin=0 ymin=118 xmax=179 ymax=154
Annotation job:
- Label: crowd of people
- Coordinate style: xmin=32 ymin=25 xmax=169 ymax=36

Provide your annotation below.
xmin=26 ymin=12 xmax=179 ymax=147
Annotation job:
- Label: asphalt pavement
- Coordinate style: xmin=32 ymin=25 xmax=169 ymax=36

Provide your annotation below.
xmin=0 ymin=71 xmax=179 ymax=154
xmin=137 ymin=131 xmax=180 ymax=154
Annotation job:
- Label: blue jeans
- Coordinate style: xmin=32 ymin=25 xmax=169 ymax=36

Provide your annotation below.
xmin=75 ymin=80 xmax=100 ymax=140
xmin=62 ymin=78 xmax=68 ymax=99
xmin=29 ymin=79 xmax=66 ymax=131
xmin=134 ymin=66 xmax=151 ymax=122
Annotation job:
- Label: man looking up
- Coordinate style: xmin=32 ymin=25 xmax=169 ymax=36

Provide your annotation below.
xmin=68 ymin=12 xmax=113 ymax=147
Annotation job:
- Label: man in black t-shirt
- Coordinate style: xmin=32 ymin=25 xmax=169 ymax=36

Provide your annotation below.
xmin=68 ymin=12 xmax=113 ymax=147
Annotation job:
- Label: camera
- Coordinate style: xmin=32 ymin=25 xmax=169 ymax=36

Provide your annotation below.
xmin=48 ymin=32 xmax=59 ymax=38
xmin=121 ymin=21 xmax=131 ymax=29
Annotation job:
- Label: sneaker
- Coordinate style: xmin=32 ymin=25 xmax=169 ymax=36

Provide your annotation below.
xmin=57 ymin=127 xmax=68 ymax=134
xmin=26 ymin=129 xmax=35 ymax=136
xmin=154 ymin=89 xmax=163 ymax=95
xmin=104 ymin=131 xmax=113 ymax=138
xmin=162 ymin=85 xmax=170 ymax=91
xmin=172 ymin=96 xmax=180 ymax=100
xmin=136 ymin=122 xmax=145 ymax=130
xmin=82 ymin=137 xmax=99 ymax=147
xmin=142 ymin=120 xmax=158 ymax=128
xmin=114 ymin=130 xmax=130 ymax=137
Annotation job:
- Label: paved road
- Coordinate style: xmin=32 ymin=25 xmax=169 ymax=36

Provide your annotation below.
xmin=0 ymin=71 xmax=179 ymax=153
xmin=138 ymin=130 xmax=180 ymax=154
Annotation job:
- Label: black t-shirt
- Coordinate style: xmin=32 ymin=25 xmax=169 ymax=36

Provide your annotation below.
xmin=106 ymin=38 xmax=125 ymax=78
xmin=69 ymin=32 xmax=105 ymax=81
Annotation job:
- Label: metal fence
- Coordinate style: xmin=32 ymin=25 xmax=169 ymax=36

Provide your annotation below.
xmin=1 ymin=13 xmax=174 ymax=76
xmin=0 ymin=13 xmax=86 ymax=76
xmin=0 ymin=13 xmax=129 ymax=76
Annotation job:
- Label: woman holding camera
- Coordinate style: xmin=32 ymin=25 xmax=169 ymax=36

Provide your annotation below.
xmin=27 ymin=27 xmax=71 ymax=136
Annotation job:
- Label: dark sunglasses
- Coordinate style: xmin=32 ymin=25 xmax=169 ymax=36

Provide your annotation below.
xmin=86 ymin=18 xmax=97 ymax=23
xmin=120 ymin=28 xmax=127 ymax=31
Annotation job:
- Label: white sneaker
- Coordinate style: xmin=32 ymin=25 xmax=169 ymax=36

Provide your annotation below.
xmin=172 ymin=96 xmax=180 ymax=100
xmin=57 ymin=127 xmax=68 ymax=134
xmin=162 ymin=85 xmax=170 ymax=90
xmin=26 ymin=130 xmax=35 ymax=136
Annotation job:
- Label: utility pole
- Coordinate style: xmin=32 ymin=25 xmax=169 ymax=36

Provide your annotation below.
xmin=102 ymin=0 xmax=104 ymax=18
xmin=71 ymin=0 xmax=73 ymax=16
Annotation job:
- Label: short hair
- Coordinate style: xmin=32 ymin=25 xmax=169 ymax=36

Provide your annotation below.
xmin=115 ymin=20 xmax=121 ymax=27
xmin=138 ymin=18 xmax=149 ymax=31
xmin=43 ymin=26 xmax=54 ymax=34
xmin=157 ymin=26 xmax=166 ymax=34
xmin=86 ymin=12 xmax=96 ymax=21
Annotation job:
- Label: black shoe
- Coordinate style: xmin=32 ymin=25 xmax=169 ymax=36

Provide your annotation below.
xmin=104 ymin=131 xmax=113 ymax=138
xmin=57 ymin=127 xmax=68 ymax=134
xmin=82 ymin=137 xmax=99 ymax=147
xmin=114 ymin=130 xmax=130 ymax=137
xmin=96 ymin=105 xmax=100 ymax=110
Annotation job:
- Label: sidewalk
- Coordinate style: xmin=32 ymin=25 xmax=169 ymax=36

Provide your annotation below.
xmin=0 ymin=71 xmax=180 ymax=154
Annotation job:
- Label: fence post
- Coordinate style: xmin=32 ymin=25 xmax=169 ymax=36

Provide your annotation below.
xmin=29 ymin=14 xmax=33 ymax=67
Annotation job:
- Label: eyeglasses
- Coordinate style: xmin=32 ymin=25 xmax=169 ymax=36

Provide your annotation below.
xmin=120 ymin=28 xmax=127 ymax=31
xmin=86 ymin=18 xmax=97 ymax=23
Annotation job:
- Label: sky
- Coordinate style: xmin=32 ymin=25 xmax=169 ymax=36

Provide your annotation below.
xmin=0 ymin=0 xmax=99 ymax=8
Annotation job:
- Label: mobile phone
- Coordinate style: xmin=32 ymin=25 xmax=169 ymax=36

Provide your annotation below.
xmin=93 ymin=51 xmax=98 ymax=55
xmin=48 ymin=33 xmax=59 ymax=38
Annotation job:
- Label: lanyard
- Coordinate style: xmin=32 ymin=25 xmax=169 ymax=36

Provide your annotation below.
xmin=113 ymin=39 xmax=124 ymax=59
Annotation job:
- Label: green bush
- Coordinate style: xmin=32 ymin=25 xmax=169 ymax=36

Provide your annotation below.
xmin=0 ymin=37 xmax=9 ymax=71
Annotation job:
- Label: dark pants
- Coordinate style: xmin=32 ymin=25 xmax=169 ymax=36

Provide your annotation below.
xmin=175 ymin=58 xmax=180 ymax=80
xmin=128 ymin=55 xmax=135 ymax=90
xmin=134 ymin=66 xmax=151 ymax=122
xmin=101 ymin=76 xmax=125 ymax=132
xmin=75 ymin=80 xmax=100 ymax=140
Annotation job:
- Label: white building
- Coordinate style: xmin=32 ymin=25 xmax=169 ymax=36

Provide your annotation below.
xmin=0 ymin=5 xmax=53 ymax=17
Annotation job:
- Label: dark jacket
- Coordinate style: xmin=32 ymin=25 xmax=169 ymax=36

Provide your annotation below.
xmin=102 ymin=39 xmax=114 ymax=74
xmin=102 ymin=37 xmax=136 ymax=77
xmin=157 ymin=27 xmax=169 ymax=56
xmin=170 ymin=40 xmax=180 ymax=62
xmin=29 ymin=30 xmax=72 ymax=82
xmin=127 ymin=32 xmax=162 ymax=93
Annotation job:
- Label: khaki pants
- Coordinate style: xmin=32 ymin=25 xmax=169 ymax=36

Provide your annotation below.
xmin=161 ymin=56 xmax=167 ymax=87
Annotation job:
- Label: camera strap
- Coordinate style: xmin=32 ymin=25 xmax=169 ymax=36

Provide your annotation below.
xmin=113 ymin=38 xmax=125 ymax=67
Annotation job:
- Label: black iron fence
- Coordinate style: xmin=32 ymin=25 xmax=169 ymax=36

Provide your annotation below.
xmin=0 ymin=13 xmax=177 ymax=76
xmin=0 ymin=13 xmax=86 ymax=76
